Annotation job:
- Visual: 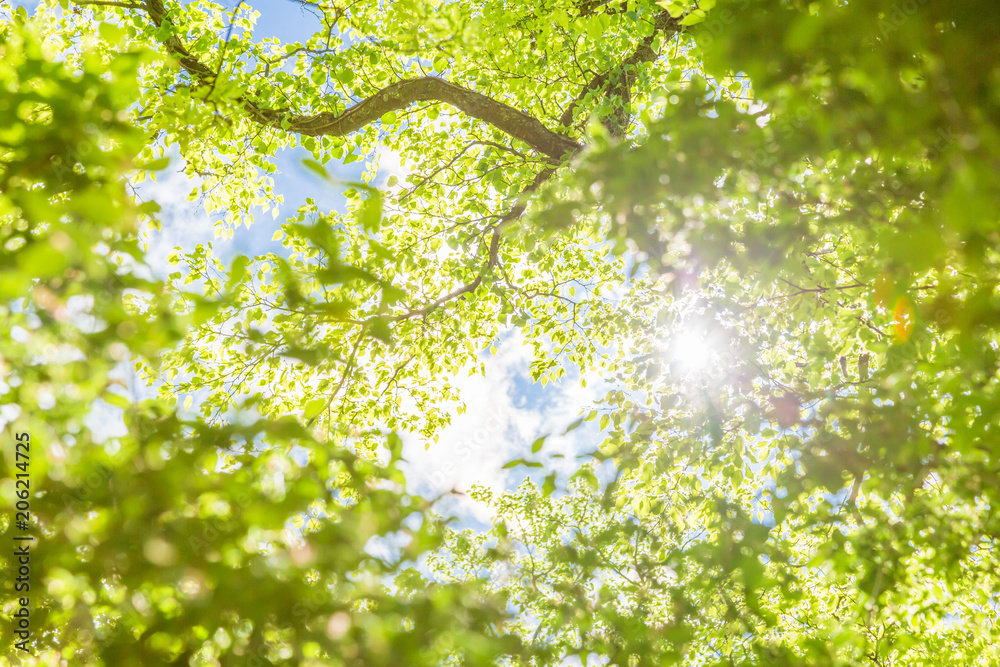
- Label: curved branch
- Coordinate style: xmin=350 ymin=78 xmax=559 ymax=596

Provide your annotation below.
xmin=140 ymin=0 xmax=580 ymax=161
xmin=77 ymin=1 xmax=145 ymax=7
xmin=289 ymin=78 xmax=581 ymax=161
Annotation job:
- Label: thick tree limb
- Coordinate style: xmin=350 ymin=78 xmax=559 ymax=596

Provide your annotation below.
xmin=140 ymin=0 xmax=580 ymax=161
xmin=287 ymin=78 xmax=581 ymax=160
xmin=133 ymin=0 xmax=680 ymax=156
xmin=77 ymin=1 xmax=145 ymax=8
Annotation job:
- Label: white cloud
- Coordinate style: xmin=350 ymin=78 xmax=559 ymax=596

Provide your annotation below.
xmin=137 ymin=160 xmax=219 ymax=278
xmin=401 ymin=329 xmax=600 ymax=523
xmin=373 ymin=145 xmax=407 ymax=189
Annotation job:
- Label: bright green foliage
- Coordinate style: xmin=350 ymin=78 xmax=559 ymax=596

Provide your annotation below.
xmin=4 ymin=0 xmax=1000 ymax=665
xmin=458 ymin=1 xmax=1000 ymax=664
xmin=0 ymin=15 xmax=515 ymax=666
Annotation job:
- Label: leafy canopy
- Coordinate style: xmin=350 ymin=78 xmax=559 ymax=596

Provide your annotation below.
xmin=3 ymin=0 xmax=1000 ymax=665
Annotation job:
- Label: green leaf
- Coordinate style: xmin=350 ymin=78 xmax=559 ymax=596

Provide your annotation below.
xmin=679 ymin=9 xmax=706 ymax=26
xmin=501 ymin=458 xmax=543 ymax=469
xmin=302 ymin=158 xmax=329 ymax=179
xmin=542 ymin=473 xmax=557 ymax=496
xmin=137 ymin=156 xmax=170 ymax=171
xmin=369 ymin=318 xmax=392 ymax=343
xmin=359 ymin=190 xmax=384 ymax=232
xmin=303 ymin=397 xmax=327 ymax=418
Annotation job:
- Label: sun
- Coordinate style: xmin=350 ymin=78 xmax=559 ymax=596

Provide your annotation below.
xmin=668 ymin=328 xmax=719 ymax=376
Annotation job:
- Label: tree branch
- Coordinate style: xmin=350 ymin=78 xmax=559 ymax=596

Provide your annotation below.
xmin=559 ymin=11 xmax=682 ymax=129
xmin=290 ymin=78 xmax=581 ymax=160
xmin=847 ymin=473 xmax=864 ymax=525
xmin=387 ymin=167 xmax=556 ymax=323
xmin=141 ymin=0 xmax=580 ymax=160
xmin=75 ymin=1 xmax=145 ymax=8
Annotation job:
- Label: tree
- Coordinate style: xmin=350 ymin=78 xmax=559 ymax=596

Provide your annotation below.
xmin=3 ymin=0 xmax=1000 ymax=665
xmin=0 ymin=12 xmax=516 ymax=666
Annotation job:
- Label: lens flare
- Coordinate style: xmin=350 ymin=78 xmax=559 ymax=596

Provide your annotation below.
xmin=669 ymin=329 xmax=718 ymax=376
